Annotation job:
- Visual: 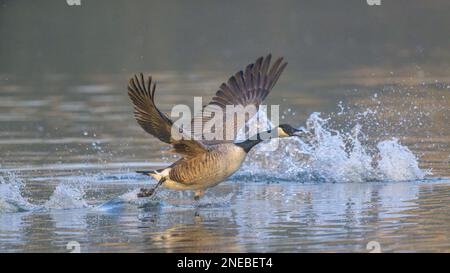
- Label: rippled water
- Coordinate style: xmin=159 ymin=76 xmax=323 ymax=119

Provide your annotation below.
xmin=0 ymin=69 xmax=449 ymax=252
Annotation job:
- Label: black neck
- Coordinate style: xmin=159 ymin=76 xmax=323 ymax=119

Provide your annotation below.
xmin=235 ymin=129 xmax=273 ymax=153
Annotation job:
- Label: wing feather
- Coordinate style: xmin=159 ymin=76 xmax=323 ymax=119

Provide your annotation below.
xmin=128 ymin=73 xmax=209 ymax=158
xmin=191 ymin=54 xmax=288 ymax=144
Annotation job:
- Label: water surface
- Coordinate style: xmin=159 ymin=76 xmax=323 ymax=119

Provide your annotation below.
xmin=1 ymin=71 xmax=449 ymax=252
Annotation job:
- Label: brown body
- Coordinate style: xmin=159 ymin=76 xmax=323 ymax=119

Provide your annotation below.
xmin=153 ymin=144 xmax=247 ymax=191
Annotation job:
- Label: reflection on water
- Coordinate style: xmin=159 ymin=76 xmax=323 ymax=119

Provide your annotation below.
xmin=1 ymin=179 xmax=450 ymax=252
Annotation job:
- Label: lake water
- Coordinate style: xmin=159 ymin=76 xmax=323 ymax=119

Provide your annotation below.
xmin=0 ymin=71 xmax=449 ymax=253
xmin=0 ymin=0 xmax=449 ymax=253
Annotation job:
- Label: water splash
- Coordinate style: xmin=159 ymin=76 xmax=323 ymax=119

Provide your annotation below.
xmin=44 ymin=183 xmax=88 ymax=210
xmin=95 ymin=188 xmax=157 ymax=211
xmin=0 ymin=172 xmax=90 ymax=213
xmin=96 ymin=188 xmax=233 ymax=211
xmin=237 ymin=112 xmax=427 ymax=183
xmin=0 ymin=172 xmax=36 ymax=212
xmin=377 ymin=139 xmax=427 ymax=181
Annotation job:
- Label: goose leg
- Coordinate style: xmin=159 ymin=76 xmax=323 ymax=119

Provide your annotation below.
xmin=138 ymin=177 xmax=166 ymax=198
xmin=194 ymin=190 xmax=205 ymax=201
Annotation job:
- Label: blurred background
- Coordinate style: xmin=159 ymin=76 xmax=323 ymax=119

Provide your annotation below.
xmin=2 ymin=0 xmax=450 ymax=77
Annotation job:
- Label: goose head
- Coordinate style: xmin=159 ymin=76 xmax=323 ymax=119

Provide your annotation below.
xmin=277 ymin=124 xmax=306 ymax=138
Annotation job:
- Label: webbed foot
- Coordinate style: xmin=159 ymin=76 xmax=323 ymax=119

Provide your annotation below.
xmin=137 ymin=188 xmax=155 ymax=198
xmin=137 ymin=177 xmax=166 ymax=198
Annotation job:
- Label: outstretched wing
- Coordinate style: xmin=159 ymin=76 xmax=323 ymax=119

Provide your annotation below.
xmin=128 ymin=74 xmax=173 ymax=144
xmin=128 ymin=74 xmax=209 ymax=158
xmin=191 ymin=54 xmax=287 ymax=144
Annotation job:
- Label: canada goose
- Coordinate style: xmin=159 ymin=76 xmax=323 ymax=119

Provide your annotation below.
xmin=128 ymin=54 xmax=303 ymax=199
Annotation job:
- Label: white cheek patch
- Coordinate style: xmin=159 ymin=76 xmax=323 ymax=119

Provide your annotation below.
xmin=277 ymin=127 xmax=289 ymax=137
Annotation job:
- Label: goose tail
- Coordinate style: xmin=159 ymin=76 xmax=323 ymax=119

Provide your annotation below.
xmin=136 ymin=170 xmax=157 ymax=176
xmin=136 ymin=168 xmax=169 ymax=181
